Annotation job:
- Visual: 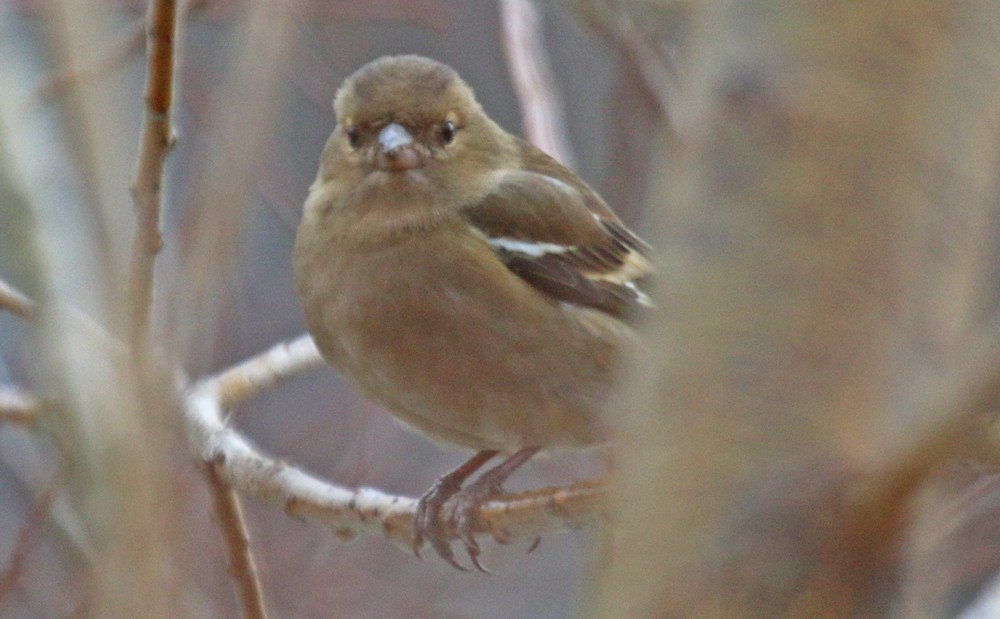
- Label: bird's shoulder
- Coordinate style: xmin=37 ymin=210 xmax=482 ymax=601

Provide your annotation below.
xmin=461 ymin=139 xmax=654 ymax=319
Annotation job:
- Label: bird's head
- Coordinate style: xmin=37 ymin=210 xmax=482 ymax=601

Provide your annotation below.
xmin=322 ymin=55 xmax=511 ymax=200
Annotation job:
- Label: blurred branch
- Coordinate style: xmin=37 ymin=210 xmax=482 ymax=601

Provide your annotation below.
xmin=500 ymin=0 xmax=576 ymax=168
xmin=127 ymin=0 xmax=178 ymax=349
xmin=167 ymin=1 xmax=292 ymax=368
xmin=201 ymin=462 xmax=267 ymax=619
xmin=575 ymin=3 xmax=678 ymax=122
xmin=0 ymin=387 xmax=41 ymax=426
xmin=874 ymin=311 xmax=1000 ymax=493
xmin=614 ymin=19 xmax=675 ymax=122
xmin=183 ymin=335 xmax=606 ymax=555
xmin=35 ymin=23 xmax=145 ymax=101
xmin=0 ymin=278 xmax=35 ymax=320
xmin=0 ymin=476 xmax=58 ymax=607
xmin=595 ymin=2 xmax=1000 ymax=616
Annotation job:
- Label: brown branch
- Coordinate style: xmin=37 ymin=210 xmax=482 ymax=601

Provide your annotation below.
xmin=127 ymin=0 xmax=178 ymax=349
xmin=0 ymin=279 xmax=35 ymax=320
xmin=0 ymin=387 xmax=41 ymax=426
xmin=201 ymin=461 xmax=267 ymax=619
xmin=500 ymin=0 xmax=576 ymax=168
xmin=183 ymin=335 xmax=606 ymax=555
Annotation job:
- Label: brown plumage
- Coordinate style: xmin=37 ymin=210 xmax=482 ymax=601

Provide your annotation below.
xmin=293 ymin=55 xmax=653 ymax=570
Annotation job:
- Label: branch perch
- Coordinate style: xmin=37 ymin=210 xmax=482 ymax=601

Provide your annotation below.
xmin=183 ymin=335 xmax=607 ymax=554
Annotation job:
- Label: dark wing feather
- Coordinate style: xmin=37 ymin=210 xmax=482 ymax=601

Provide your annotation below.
xmin=500 ymin=253 xmax=642 ymax=317
xmin=462 ymin=144 xmax=653 ymax=318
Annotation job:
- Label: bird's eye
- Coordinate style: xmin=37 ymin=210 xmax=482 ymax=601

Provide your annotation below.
xmin=346 ymin=125 xmax=361 ymax=148
xmin=440 ymin=120 xmax=457 ymax=145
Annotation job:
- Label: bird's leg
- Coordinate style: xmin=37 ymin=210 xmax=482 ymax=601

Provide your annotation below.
xmin=448 ymin=446 xmax=541 ymax=573
xmin=414 ymin=449 xmax=498 ymax=570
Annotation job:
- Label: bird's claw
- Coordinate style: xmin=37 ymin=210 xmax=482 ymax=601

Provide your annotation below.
xmin=412 ymin=448 xmax=537 ymax=572
xmin=413 ymin=476 xmax=502 ymax=573
xmin=413 ymin=477 xmax=469 ymax=571
xmin=446 ymin=480 xmax=502 ymax=574
xmin=526 ymin=536 xmax=542 ymax=554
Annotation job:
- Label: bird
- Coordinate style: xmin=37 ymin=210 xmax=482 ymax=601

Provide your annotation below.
xmin=293 ymin=54 xmax=653 ymax=571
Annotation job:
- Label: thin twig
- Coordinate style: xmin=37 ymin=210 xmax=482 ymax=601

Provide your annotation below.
xmin=500 ymin=0 xmax=576 ymax=168
xmin=127 ymin=0 xmax=178 ymax=350
xmin=183 ymin=335 xmax=607 ymax=555
xmin=0 ymin=279 xmax=35 ymax=320
xmin=0 ymin=387 xmax=41 ymax=426
xmin=201 ymin=461 xmax=267 ymax=619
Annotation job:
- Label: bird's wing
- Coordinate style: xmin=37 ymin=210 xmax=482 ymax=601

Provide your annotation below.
xmin=462 ymin=161 xmax=654 ymax=319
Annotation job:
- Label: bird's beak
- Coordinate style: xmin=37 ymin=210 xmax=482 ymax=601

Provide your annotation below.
xmin=375 ymin=123 xmax=421 ymax=171
xmin=378 ymin=123 xmax=414 ymax=152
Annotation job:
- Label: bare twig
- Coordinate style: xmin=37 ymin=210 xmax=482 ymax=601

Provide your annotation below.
xmin=0 ymin=279 xmax=35 ymax=320
xmin=127 ymin=0 xmax=178 ymax=349
xmin=186 ymin=337 xmax=314 ymax=619
xmin=0 ymin=387 xmax=41 ymax=426
xmin=201 ymin=462 xmax=267 ymax=619
xmin=183 ymin=335 xmax=606 ymax=555
xmin=500 ymin=0 xmax=576 ymax=168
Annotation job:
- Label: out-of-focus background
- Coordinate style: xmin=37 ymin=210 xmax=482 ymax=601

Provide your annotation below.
xmin=0 ymin=1 xmax=663 ymax=617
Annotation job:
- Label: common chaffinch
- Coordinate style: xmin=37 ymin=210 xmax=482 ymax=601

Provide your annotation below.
xmin=293 ymin=55 xmax=653 ymax=571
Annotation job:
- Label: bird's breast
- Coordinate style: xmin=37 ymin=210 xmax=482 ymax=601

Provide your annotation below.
xmin=296 ymin=224 xmax=611 ymax=451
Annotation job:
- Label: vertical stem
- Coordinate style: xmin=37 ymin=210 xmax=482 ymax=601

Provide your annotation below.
xmin=499 ymin=0 xmax=576 ymax=168
xmin=202 ymin=462 xmax=268 ymax=619
xmin=127 ymin=0 xmax=177 ymax=351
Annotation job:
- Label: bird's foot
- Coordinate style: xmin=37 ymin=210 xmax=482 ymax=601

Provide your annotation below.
xmin=414 ymin=447 xmax=541 ymax=573
xmin=413 ymin=450 xmax=497 ymax=571
xmin=414 ymin=475 xmax=467 ymax=571
xmin=444 ymin=471 xmax=509 ymax=573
